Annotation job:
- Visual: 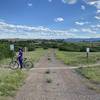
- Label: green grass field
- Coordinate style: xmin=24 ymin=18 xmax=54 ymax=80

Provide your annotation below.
xmin=56 ymin=50 xmax=100 ymax=66
xmin=23 ymin=48 xmax=46 ymax=63
xmin=0 ymin=48 xmax=46 ymax=99
xmin=0 ymin=70 xmax=26 ymax=96
xmin=76 ymin=66 xmax=100 ymax=84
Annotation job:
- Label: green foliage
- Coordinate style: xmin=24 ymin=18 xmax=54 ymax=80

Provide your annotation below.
xmin=76 ymin=66 xmax=100 ymax=84
xmin=0 ymin=43 xmax=12 ymax=60
xmin=28 ymin=45 xmax=36 ymax=51
xmin=24 ymin=48 xmax=46 ymax=63
xmin=0 ymin=70 xmax=26 ymax=96
xmin=58 ymin=42 xmax=100 ymax=52
xmin=58 ymin=43 xmax=81 ymax=51
xmin=0 ymin=40 xmax=100 ymax=61
xmin=56 ymin=50 xmax=100 ymax=66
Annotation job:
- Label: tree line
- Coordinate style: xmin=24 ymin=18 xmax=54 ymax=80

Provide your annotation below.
xmin=0 ymin=39 xmax=100 ymax=60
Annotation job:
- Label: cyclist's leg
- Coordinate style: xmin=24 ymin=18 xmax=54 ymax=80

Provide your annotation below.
xmin=19 ymin=59 xmax=23 ymax=69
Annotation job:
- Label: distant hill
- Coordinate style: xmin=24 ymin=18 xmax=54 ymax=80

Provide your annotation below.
xmin=0 ymin=38 xmax=100 ymax=42
xmin=64 ymin=38 xmax=100 ymax=42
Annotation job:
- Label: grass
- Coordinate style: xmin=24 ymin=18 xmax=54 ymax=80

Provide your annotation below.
xmin=56 ymin=50 xmax=100 ymax=66
xmin=76 ymin=66 xmax=100 ymax=84
xmin=23 ymin=48 xmax=46 ymax=63
xmin=0 ymin=69 xmax=26 ymax=97
xmin=0 ymin=58 xmax=11 ymax=66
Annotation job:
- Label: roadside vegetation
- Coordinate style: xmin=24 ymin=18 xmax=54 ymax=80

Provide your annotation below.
xmin=0 ymin=48 xmax=47 ymax=99
xmin=23 ymin=48 xmax=46 ymax=63
xmin=56 ymin=50 xmax=100 ymax=66
xmin=77 ymin=66 xmax=100 ymax=84
xmin=0 ymin=69 xmax=26 ymax=100
xmin=0 ymin=48 xmax=46 ymax=67
xmin=76 ymin=66 xmax=100 ymax=91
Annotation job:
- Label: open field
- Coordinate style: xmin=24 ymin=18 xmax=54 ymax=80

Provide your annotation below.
xmin=56 ymin=50 xmax=100 ymax=66
xmin=23 ymin=48 xmax=46 ymax=63
xmin=76 ymin=66 xmax=100 ymax=91
xmin=77 ymin=66 xmax=100 ymax=84
xmin=0 ymin=48 xmax=46 ymax=99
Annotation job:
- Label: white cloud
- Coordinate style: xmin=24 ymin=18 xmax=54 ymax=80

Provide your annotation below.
xmin=54 ymin=17 xmax=64 ymax=22
xmin=68 ymin=27 xmax=100 ymax=38
xmin=28 ymin=3 xmax=33 ymax=7
xmin=90 ymin=24 xmax=100 ymax=32
xmin=81 ymin=28 xmax=96 ymax=34
xmin=0 ymin=21 xmax=99 ymax=39
xmin=75 ymin=21 xmax=89 ymax=25
xmin=96 ymin=24 xmax=100 ymax=28
xmin=81 ymin=5 xmax=86 ymax=10
xmin=84 ymin=0 xmax=100 ymax=9
xmin=48 ymin=0 xmax=52 ymax=2
xmin=69 ymin=28 xmax=79 ymax=32
xmin=62 ymin=0 xmax=77 ymax=4
xmin=75 ymin=22 xmax=84 ymax=25
xmin=95 ymin=15 xmax=100 ymax=20
xmin=84 ymin=1 xmax=100 ymax=21
xmin=0 ymin=21 xmax=75 ymax=39
xmin=97 ymin=10 xmax=100 ymax=13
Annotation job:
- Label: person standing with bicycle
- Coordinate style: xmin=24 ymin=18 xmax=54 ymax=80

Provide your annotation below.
xmin=18 ymin=48 xmax=23 ymax=69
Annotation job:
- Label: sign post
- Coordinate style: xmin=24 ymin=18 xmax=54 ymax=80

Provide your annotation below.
xmin=86 ymin=48 xmax=90 ymax=64
xmin=10 ymin=44 xmax=14 ymax=51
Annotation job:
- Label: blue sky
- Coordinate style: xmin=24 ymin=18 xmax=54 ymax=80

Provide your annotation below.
xmin=0 ymin=0 xmax=100 ymax=39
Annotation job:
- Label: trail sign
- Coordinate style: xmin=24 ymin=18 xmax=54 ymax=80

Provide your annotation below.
xmin=86 ymin=48 xmax=90 ymax=53
xmin=10 ymin=44 xmax=14 ymax=51
xmin=86 ymin=48 xmax=90 ymax=64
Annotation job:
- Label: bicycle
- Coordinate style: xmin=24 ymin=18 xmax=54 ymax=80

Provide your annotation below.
xmin=9 ymin=57 xmax=34 ymax=70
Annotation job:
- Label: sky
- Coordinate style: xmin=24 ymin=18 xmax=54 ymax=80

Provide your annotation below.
xmin=0 ymin=0 xmax=100 ymax=39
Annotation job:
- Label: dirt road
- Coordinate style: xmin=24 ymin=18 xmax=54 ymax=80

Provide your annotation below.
xmin=14 ymin=50 xmax=100 ymax=100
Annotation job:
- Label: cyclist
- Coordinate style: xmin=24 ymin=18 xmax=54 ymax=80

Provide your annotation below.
xmin=18 ymin=48 xmax=23 ymax=69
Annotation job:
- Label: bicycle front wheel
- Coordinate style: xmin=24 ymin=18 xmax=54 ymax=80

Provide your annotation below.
xmin=24 ymin=61 xmax=34 ymax=69
xmin=9 ymin=61 xmax=19 ymax=70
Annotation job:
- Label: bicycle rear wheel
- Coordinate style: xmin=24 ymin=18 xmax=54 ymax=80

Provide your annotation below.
xmin=9 ymin=61 xmax=19 ymax=70
xmin=24 ymin=61 xmax=34 ymax=69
